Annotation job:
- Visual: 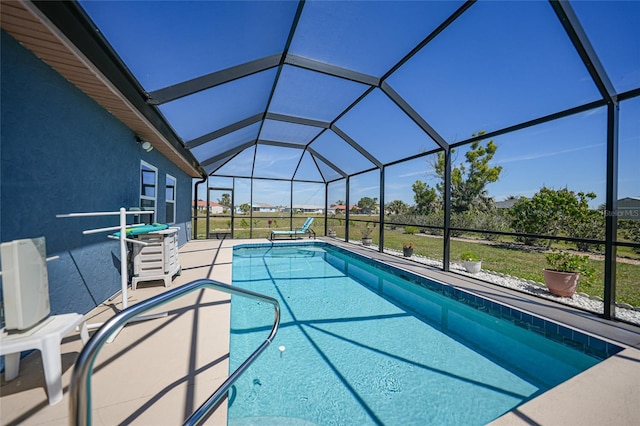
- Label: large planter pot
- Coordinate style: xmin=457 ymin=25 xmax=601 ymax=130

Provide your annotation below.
xmin=543 ymin=269 xmax=580 ymax=297
xmin=403 ymin=247 xmax=413 ymax=257
xmin=361 ymin=237 xmax=373 ymax=246
xmin=463 ymin=260 xmax=481 ymax=274
xmin=328 ymin=230 xmax=337 ymax=238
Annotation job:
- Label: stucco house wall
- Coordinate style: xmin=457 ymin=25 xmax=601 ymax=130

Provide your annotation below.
xmin=0 ymin=30 xmax=193 ymax=318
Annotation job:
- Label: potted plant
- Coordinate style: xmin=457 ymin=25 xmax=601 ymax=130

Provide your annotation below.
xmin=328 ymin=228 xmax=337 ymax=238
xmin=402 ymin=242 xmax=414 ymax=257
xmin=361 ymin=224 xmax=374 ymax=246
xmin=460 ymin=250 xmax=482 ymax=274
xmin=543 ymin=250 xmax=594 ymax=297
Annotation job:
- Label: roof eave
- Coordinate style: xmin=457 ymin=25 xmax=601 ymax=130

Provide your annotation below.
xmin=1 ymin=0 xmax=205 ymax=178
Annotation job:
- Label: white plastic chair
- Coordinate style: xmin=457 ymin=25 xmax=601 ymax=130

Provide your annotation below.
xmin=1 ymin=313 xmax=89 ymax=405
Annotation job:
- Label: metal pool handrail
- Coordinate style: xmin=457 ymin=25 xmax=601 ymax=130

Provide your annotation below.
xmin=69 ymin=278 xmax=280 ymax=426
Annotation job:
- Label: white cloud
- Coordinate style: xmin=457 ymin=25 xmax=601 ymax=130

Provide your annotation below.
xmin=398 ymin=170 xmax=426 ymax=178
xmin=498 ymin=143 xmax=602 ymax=164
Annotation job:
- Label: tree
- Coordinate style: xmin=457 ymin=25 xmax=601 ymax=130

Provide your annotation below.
xmin=411 ymin=180 xmax=438 ymax=214
xmin=509 ymin=187 xmax=600 ymax=250
xmin=620 ymin=220 xmax=640 ymax=254
xmin=218 ymin=194 xmax=231 ymax=207
xmin=569 ymin=208 xmax=605 ymax=252
xmin=218 ymin=193 xmax=231 ymax=211
xmin=385 ymin=200 xmax=409 ymax=215
xmin=239 ymin=202 xmax=251 ymax=215
xmin=433 ymin=131 xmax=502 ymax=213
xmin=357 ymin=197 xmax=378 ymax=214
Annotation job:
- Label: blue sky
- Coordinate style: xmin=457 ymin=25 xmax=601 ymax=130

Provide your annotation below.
xmin=81 ymin=1 xmax=639 ymax=209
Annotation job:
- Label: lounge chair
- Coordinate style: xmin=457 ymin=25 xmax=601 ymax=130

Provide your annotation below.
xmin=270 ymin=217 xmax=316 ymax=240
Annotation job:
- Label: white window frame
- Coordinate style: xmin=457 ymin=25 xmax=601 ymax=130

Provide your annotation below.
xmin=165 ymin=173 xmax=176 ymax=224
xmin=140 ymin=160 xmax=157 ymax=223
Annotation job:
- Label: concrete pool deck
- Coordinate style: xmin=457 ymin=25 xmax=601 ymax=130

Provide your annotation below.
xmin=1 ymin=238 xmax=639 ymax=425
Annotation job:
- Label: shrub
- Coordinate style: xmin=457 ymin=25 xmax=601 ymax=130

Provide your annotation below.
xmin=510 ymin=187 xmax=598 ymax=249
xmin=404 ymin=226 xmax=419 ymax=235
xmin=472 ymin=209 xmax=511 ymax=241
xmin=620 ymin=220 xmax=640 ymax=254
xmin=450 ymin=212 xmax=473 ymax=237
xmin=569 ymin=209 xmax=604 ymax=252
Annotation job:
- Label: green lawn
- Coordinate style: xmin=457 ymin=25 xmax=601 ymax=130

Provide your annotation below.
xmin=379 ymin=228 xmax=640 ymax=307
xmin=193 ymin=214 xmax=326 ymax=239
xmin=191 ymin=215 xmax=640 ymax=307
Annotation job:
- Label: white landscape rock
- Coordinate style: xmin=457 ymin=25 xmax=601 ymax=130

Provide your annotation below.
xmin=375 ymin=245 xmax=640 ymax=326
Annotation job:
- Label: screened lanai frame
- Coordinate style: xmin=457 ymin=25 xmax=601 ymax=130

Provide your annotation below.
xmin=34 ymin=0 xmax=639 ymax=324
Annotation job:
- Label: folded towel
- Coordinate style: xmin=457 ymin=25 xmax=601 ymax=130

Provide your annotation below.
xmin=113 ymin=223 xmax=169 ymax=237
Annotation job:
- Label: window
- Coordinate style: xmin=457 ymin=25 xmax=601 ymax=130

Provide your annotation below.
xmin=140 ymin=161 xmax=157 ymax=222
xmin=166 ymin=174 xmax=176 ymax=224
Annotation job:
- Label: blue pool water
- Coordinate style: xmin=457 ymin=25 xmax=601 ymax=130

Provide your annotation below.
xmin=228 ymin=243 xmax=621 ymax=425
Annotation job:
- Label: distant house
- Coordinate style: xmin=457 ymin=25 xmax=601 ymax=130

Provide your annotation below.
xmin=210 ymin=202 xmax=225 ymax=214
xmin=494 ymin=197 xmax=521 ymax=209
xmin=286 ymin=205 xmax=324 ymax=214
xmin=329 ymin=205 xmax=360 ymax=214
xmin=252 ymin=203 xmax=277 ymax=213
xmin=617 ymin=197 xmax=640 ymax=221
xmin=193 ymin=200 xmax=225 ymax=214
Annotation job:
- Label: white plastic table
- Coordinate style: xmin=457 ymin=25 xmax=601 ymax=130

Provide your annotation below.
xmin=1 ymin=313 xmax=89 ymax=405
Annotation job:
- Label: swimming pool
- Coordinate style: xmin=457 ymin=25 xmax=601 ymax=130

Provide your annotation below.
xmin=228 ymin=242 xmax=621 ymax=425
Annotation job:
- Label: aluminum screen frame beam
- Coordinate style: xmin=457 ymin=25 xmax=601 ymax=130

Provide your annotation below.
xmin=284 ymin=54 xmax=380 ymax=87
xmin=550 ymin=0 xmax=619 ymax=319
xmin=449 ymin=99 xmax=607 ymax=149
xmin=213 ymin=174 xmax=323 ymax=184
xmin=147 ymin=54 xmax=283 ymax=105
xmin=378 ymin=166 xmax=385 ymax=252
xmin=380 ymin=82 xmax=449 ymax=151
xmin=203 ymin=150 xmax=244 ymax=176
xmin=200 ymin=141 xmax=256 ymax=168
xmin=246 ymin=0 xmax=306 ymax=180
xmin=381 ymin=1 xmax=476 ymax=82
xmin=307 ymin=147 xmax=348 ymax=178
xmin=602 ymin=101 xmax=620 ymax=319
xmin=549 ymin=0 xmax=616 ymax=103
xmin=265 ymin=112 xmax=331 ymax=129
xmin=257 ymin=139 xmax=308 ymax=149
xmin=331 ymin=125 xmax=383 ymax=169
xmin=186 ymin=112 xmax=328 ymax=151
xmin=186 ymin=113 xmax=263 ymax=149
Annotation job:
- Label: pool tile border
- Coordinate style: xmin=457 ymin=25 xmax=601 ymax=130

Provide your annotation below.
xmin=235 ymin=241 xmax=623 ymax=360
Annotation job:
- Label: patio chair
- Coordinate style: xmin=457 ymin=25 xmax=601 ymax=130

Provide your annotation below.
xmin=270 ymin=217 xmax=316 ymax=240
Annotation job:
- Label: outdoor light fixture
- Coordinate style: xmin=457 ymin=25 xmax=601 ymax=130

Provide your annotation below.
xmin=135 ymin=136 xmax=153 ymax=152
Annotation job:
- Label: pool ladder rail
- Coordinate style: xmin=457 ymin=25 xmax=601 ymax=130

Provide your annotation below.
xmin=68 ymin=278 xmax=281 ymax=426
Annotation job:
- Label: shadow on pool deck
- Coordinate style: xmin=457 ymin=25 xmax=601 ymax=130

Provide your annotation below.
xmin=1 ymin=238 xmax=638 ymax=425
